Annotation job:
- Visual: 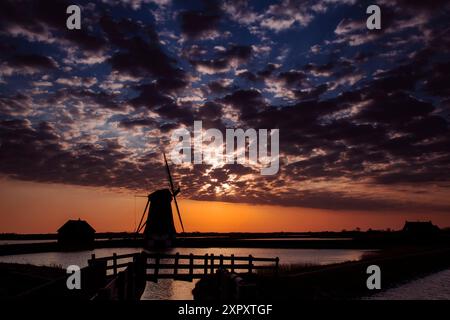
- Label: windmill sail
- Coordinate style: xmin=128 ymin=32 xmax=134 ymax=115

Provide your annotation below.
xmin=164 ymin=152 xmax=184 ymax=232
xmin=135 ymin=197 xmax=150 ymax=234
xmin=134 ymin=152 xmax=185 ymax=249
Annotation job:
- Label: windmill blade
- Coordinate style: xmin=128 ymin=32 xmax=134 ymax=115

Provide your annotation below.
xmin=163 ymin=152 xmax=175 ymax=192
xmin=163 ymin=152 xmax=185 ymax=232
xmin=173 ymin=195 xmax=185 ymax=233
xmin=137 ymin=220 xmax=147 ymax=233
xmin=135 ymin=198 xmax=150 ymax=234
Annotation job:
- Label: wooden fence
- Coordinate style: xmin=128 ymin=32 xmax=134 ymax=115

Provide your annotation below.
xmin=87 ymin=251 xmax=278 ymax=300
xmin=90 ymin=252 xmax=279 ymax=280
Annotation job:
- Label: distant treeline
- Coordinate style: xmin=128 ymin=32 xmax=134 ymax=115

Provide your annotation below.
xmin=0 ymin=232 xmax=139 ymax=240
xmin=0 ymin=230 xmax=378 ymax=240
xmin=1 ymin=229 xmax=449 ymax=241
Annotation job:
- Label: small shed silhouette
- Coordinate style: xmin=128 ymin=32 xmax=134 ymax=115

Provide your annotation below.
xmin=402 ymin=221 xmax=439 ymax=236
xmin=57 ymin=219 xmax=96 ymax=249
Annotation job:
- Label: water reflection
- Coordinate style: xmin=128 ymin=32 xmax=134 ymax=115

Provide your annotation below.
xmin=0 ymin=240 xmax=56 ymax=245
xmin=142 ymin=279 xmax=195 ymax=300
xmin=0 ymin=247 xmax=373 ymax=300
xmin=0 ymin=247 xmax=141 ymax=268
xmin=367 ymin=269 xmax=450 ymax=300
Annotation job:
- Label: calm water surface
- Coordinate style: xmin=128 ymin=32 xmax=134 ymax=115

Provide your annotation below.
xmin=368 ymin=269 xmax=450 ymax=300
xmin=0 ymin=247 xmax=372 ymax=300
xmin=0 ymin=240 xmax=56 ymax=245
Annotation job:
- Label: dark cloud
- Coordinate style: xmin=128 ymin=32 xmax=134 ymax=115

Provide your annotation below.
xmin=118 ymin=117 xmax=157 ymax=129
xmin=129 ymin=83 xmax=174 ymax=109
xmin=197 ymin=101 xmax=223 ymax=120
xmin=1 ymin=54 xmax=57 ymax=77
xmin=277 ymin=70 xmax=306 ymax=86
xmin=9 ymin=54 xmax=57 ymax=69
xmin=0 ymin=117 xmax=167 ymax=191
xmin=220 ymin=89 xmax=265 ymax=119
xmin=43 ymin=88 xmax=123 ymax=111
xmin=382 ymin=0 xmax=450 ymax=12
xmin=294 ymin=83 xmax=328 ymax=100
xmin=422 ymin=62 xmax=450 ymax=97
xmin=303 ymin=60 xmax=354 ymax=78
xmin=223 ymin=45 xmax=252 ymax=60
xmin=155 ymin=103 xmax=195 ymax=125
xmin=0 ymin=93 xmax=33 ymax=116
xmin=238 ymin=63 xmax=279 ymax=82
xmin=207 ymin=80 xmax=236 ymax=94
xmin=108 ymin=36 xmax=185 ymax=79
xmin=179 ymin=1 xmax=222 ymax=40
xmin=0 ymin=0 xmax=106 ymax=52
xmin=356 ymin=92 xmax=434 ymax=124
xmin=238 ymin=70 xmax=259 ymax=82
xmin=0 ymin=0 xmax=449 ymax=214
xmin=100 ymin=15 xmax=158 ymax=48
xmin=190 ymin=44 xmax=253 ymax=74
xmin=375 ymin=163 xmax=450 ymax=185
xmin=129 ymin=76 xmax=189 ymax=110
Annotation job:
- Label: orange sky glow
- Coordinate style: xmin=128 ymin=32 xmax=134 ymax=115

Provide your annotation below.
xmin=1 ymin=178 xmax=449 ymax=234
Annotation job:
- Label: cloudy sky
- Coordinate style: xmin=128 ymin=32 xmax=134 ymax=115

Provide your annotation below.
xmin=1 ymin=0 xmax=450 ymax=232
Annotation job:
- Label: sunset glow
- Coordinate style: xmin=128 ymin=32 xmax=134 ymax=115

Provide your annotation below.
xmin=1 ymin=179 xmax=449 ymax=234
xmin=0 ymin=0 xmax=449 ymax=235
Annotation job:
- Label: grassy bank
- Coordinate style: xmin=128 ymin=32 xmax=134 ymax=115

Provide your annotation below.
xmin=0 ymin=263 xmax=65 ymax=299
xmin=253 ymin=246 xmax=450 ymax=300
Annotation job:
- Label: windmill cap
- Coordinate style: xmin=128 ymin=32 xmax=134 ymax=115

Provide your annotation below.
xmin=150 ymin=189 xmax=173 ymax=201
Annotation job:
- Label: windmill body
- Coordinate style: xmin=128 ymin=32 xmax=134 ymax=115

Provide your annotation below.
xmin=143 ymin=189 xmax=176 ymax=248
xmin=135 ymin=153 xmax=185 ymax=249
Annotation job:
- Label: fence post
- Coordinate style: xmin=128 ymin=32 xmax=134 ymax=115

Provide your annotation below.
xmin=113 ymin=253 xmax=117 ymax=276
xmin=219 ymin=254 xmax=224 ymax=269
xmin=95 ymin=287 xmax=112 ymax=300
xmin=133 ymin=253 xmax=146 ymax=299
xmin=88 ymin=253 xmax=96 ymax=266
xmin=154 ymin=254 xmax=160 ymax=279
xmin=117 ymin=270 xmax=125 ymax=300
xmin=231 ymin=254 xmax=235 ymax=273
xmin=126 ymin=262 xmax=135 ymax=300
xmin=174 ymin=252 xmax=179 ymax=276
xmin=248 ymin=255 xmax=253 ymax=273
xmin=275 ymin=257 xmax=279 ymax=276
xmin=189 ymin=253 xmax=194 ymax=278
xmin=85 ymin=254 xmax=107 ymax=295
xmin=210 ymin=254 xmax=215 ymax=274
xmin=204 ymin=254 xmax=208 ymax=274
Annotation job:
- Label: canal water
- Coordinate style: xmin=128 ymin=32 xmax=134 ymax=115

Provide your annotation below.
xmin=0 ymin=247 xmax=372 ymax=300
xmin=367 ymin=268 xmax=450 ymax=300
xmin=0 ymin=240 xmax=56 ymax=245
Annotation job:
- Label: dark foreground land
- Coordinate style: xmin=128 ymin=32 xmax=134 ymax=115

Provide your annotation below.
xmin=1 ymin=245 xmax=449 ymax=300
xmin=194 ymin=246 xmax=450 ymax=300
xmin=0 ymin=263 xmax=66 ymax=299
xmin=1 ymin=230 xmax=450 ymax=300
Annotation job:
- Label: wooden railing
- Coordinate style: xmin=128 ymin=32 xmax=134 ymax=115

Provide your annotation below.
xmin=87 ymin=251 xmax=278 ymax=300
xmin=145 ymin=252 xmax=279 ymax=281
xmin=89 ymin=251 xmax=279 ymax=281
xmin=89 ymin=252 xmax=146 ymax=300
xmin=89 ymin=252 xmax=137 ymax=276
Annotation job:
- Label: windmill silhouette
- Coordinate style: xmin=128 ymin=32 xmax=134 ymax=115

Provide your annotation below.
xmin=135 ymin=153 xmax=184 ymax=248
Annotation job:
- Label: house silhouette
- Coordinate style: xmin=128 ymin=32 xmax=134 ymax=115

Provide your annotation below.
xmin=57 ymin=219 xmax=96 ymax=249
xmin=402 ymin=221 xmax=440 ymax=236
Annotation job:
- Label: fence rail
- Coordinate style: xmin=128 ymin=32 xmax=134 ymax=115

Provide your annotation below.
xmin=87 ymin=251 xmax=279 ymax=300
xmin=88 ymin=251 xmax=279 ymax=281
